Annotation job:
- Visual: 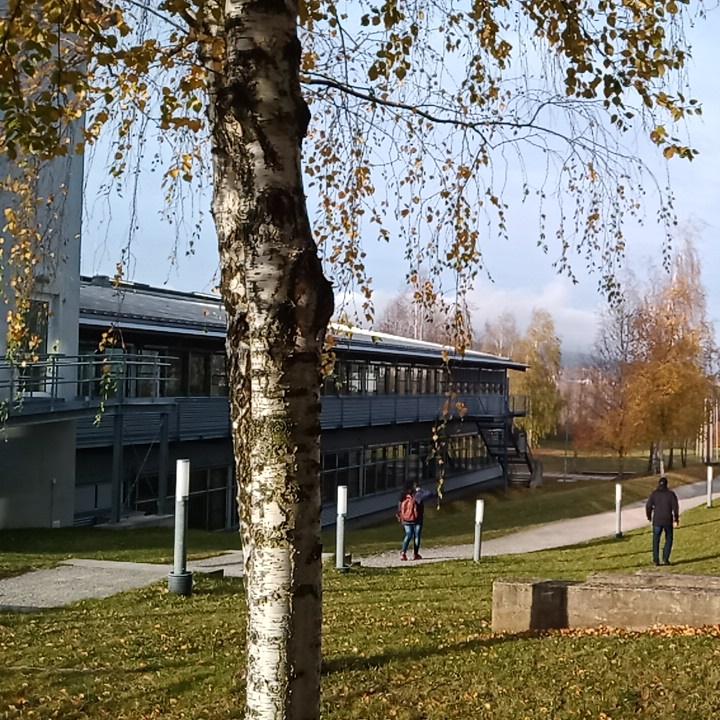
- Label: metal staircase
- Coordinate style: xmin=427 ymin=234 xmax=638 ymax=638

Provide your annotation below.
xmin=477 ymin=421 xmax=538 ymax=487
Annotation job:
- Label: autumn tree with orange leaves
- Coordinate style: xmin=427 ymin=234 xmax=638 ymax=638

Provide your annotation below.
xmin=626 ymin=241 xmax=715 ymax=473
xmin=573 ymin=298 xmax=640 ymax=475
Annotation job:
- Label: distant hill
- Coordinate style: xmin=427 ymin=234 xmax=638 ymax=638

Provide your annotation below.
xmin=562 ymin=349 xmax=593 ymax=369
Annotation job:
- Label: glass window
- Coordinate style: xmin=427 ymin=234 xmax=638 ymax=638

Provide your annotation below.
xmin=348 ymin=363 xmax=365 ymax=394
xmin=396 ymin=367 xmax=407 ymax=395
xmin=188 ymin=493 xmax=208 ymax=529
xmin=321 ymin=470 xmax=337 ymax=503
xmin=427 ymin=368 xmax=437 ymax=394
xmin=136 ymin=473 xmax=159 ymax=502
xmin=209 ymin=467 xmax=228 ymax=489
xmin=188 ymin=352 xmax=209 ymax=395
xmin=208 ymin=489 xmax=227 ymax=531
xmin=346 ymin=466 xmax=361 ymax=497
xmin=190 ymin=469 xmax=207 ymax=494
xmin=163 ymin=354 xmax=183 ymax=397
xmin=366 ymin=364 xmax=378 ymax=394
xmin=78 ymin=343 xmax=100 ymax=398
xmin=336 ymin=361 xmax=349 ymax=394
xmin=363 ymin=464 xmax=377 ymax=495
xmin=385 ymin=366 xmax=396 ymax=394
xmin=407 ymin=368 xmax=419 ymax=395
xmin=210 ymin=352 xmax=227 ymax=396
xmin=136 ymin=349 xmax=161 ymax=398
xmin=27 ymin=300 xmax=49 ymax=354
xmin=437 ymin=370 xmax=448 ymax=394
xmin=323 ymin=372 xmax=338 ymax=395
xmin=17 ymin=300 xmax=50 ymax=392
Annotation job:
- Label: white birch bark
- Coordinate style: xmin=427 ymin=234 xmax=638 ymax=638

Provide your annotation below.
xmin=208 ymin=2 xmax=333 ymax=718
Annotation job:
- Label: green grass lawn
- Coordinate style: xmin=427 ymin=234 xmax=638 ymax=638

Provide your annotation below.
xmin=0 ymin=527 xmax=242 ymax=580
xmin=534 ymin=443 xmax=706 ymax=476
xmin=329 ymin=469 xmax=702 ymax=558
xmin=1 ymin=465 xmax=702 ymax=580
xmin=3 ymin=504 xmax=720 ymax=718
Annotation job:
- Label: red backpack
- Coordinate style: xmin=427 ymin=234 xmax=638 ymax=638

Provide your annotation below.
xmin=399 ymin=494 xmax=418 ymax=523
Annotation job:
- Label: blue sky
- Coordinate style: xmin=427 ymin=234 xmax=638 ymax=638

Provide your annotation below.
xmin=81 ymin=12 xmax=720 ymax=354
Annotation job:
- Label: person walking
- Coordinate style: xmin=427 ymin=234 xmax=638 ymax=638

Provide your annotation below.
xmin=411 ymin=484 xmax=435 ymax=560
xmin=645 ymin=476 xmax=680 ymax=566
xmin=398 ymin=484 xmax=436 ymax=561
xmin=398 ymin=485 xmax=419 ymax=561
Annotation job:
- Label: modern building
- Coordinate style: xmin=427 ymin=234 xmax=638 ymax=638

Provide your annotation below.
xmin=0 ymin=125 xmax=85 ymax=529
xmin=0 ymin=274 xmax=534 ymax=529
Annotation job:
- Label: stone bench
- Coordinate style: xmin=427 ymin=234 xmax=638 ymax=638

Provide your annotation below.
xmin=492 ymin=573 xmax=720 ymax=633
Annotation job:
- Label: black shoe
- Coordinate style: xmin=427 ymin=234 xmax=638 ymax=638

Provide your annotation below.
xmin=653 ymin=561 xmax=660 ymax=566
xmin=663 ymin=560 xmax=672 ymax=566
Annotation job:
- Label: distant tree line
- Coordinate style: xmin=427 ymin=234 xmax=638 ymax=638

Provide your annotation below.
xmin=376 ymin=289 xmax=564 ymax=447
xmin=375 ymin=238 xmax=718 ymax=472
xmin=569 ymin=239 xmax=717 ymax=474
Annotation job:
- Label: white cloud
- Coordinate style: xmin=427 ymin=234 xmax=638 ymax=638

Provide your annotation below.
xmin=466 ymin=277 xmax=600 ymax=354
xmin=336 ymin=276 xmax=601 ymax=355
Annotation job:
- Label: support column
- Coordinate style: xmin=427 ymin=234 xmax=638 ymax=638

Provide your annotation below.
xmin=225 ymin=464 xmax=235 ymax=529
xmin=111 ymin=409 xmax=124 ymax=523
xmin=157 ymin=412 xmax=169 ymax=514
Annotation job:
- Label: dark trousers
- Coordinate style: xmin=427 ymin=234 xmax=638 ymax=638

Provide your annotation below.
xmin=652 ymin=524 xmax=674 ymax=564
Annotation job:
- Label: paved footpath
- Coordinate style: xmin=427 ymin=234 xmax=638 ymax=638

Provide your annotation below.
xmin=0 ymin=553 xmax=246 ymax=613
xmin=360 ymin=479 xmax=713 ymax=568
xmin=0 ymin=480 xmax=712 ymax=610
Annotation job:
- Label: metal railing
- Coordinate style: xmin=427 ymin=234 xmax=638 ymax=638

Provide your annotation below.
xmin=508 ymin=394 xmax=528 ymax=415
xmin=0 ymin=353 xmax=176 ymax=412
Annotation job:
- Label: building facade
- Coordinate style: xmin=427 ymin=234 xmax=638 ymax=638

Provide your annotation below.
xmin=0 ymin=125 xmax=85 ymax=529
xmin=0 ymin=274 xmax=533 ymax=529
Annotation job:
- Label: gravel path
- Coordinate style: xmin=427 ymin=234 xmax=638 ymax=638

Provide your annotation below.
xmin=360 ymin=479 xmax=712 ymax=568
xmin=0 ymin=559 xmax=169 ymax=612
xmin=0 ymin=553 xmax=251 ymax=612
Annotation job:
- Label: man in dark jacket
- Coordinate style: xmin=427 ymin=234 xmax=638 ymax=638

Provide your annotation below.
xmin=645 ymin=476 xmax=680 ymax=566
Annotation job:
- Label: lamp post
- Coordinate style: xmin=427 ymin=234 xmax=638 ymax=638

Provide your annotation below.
xmin=168 ymin=459 xmax=193 ymax=596
xmin=707 ymin=404 xmax=714 ymax=509
xmin=335 ymin=485 xmax=348 ymax=571
xmin=615 ymin=482 xmax=623 ymax=539
xmin=473 ymin=499 xmax=485 ymax=563
xmin=707 ymin=465 xmax=714 ymax=509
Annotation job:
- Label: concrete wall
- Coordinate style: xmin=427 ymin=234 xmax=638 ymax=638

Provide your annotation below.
xmin=0 ymin=81 xmax=84 ymax=527
xmin=492 ymin=574 xmax=720 ymax=632
xmin=0 ymin=421 xmax=76 ymax=528
xmin=0 ymin=118 xmax=84 ymax=397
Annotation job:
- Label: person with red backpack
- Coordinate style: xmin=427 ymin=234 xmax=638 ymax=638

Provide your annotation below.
xmin=398 ymin=484 xmax=435 ymax=560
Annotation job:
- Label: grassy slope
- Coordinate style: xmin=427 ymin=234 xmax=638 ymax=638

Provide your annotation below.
xmin=0 ymin=527 xmax=242 ymax=580
xmin=3 ymin=504 xmax=720 ymax=718
xmin=328 ymin=469 xmax=702 ymax=557
xmin=0 ymin=466 xmax=701 ymax=579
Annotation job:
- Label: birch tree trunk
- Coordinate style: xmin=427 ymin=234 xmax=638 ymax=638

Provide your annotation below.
xmin=208 ymin=3 xmax=333 ymax=718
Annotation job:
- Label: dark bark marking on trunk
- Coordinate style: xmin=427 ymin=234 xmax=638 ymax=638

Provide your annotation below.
xmin=292 ymin=582 xmax=321 ymax=599
xmin=289 ymin=249 xmax=334 ymax=337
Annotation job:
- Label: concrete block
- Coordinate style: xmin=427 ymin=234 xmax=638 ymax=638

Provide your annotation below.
xmin=492 ymin=574 xmax=720 ymax=633
xmin=492 ymin=579 xmax=577 ymax=633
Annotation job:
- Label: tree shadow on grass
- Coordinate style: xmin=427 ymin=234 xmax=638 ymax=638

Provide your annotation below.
xmin=322 ymin=631 xmax=538 ymax=675
xmin=665 ymin=553 xmax=720 ymax=567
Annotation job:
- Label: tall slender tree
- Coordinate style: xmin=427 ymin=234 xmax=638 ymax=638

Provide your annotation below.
xmin=514 ymin=309 xmax=563 ymax=445
xmin=578 ymin=297 xmax=640 ymax=473
xmin=477 ymin=312 xmax=521 ymax=359
xmin=628 ymin=239 xmax=714 ymax=472
xmin=0 ymin=2 xmax=707 ymax=717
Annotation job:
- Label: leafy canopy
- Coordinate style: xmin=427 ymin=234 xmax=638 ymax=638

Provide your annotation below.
xmin=0 ymin=0 xmax=705 ymax=350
